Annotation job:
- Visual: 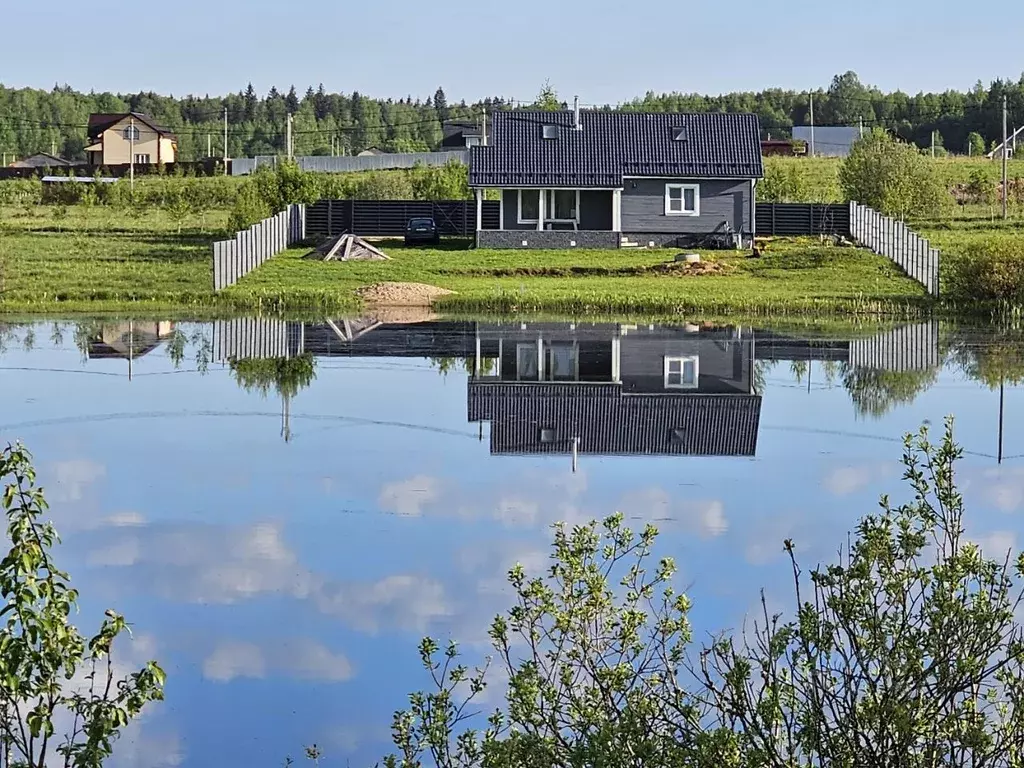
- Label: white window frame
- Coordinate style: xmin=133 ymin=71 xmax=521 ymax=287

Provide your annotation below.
xmin=517 ymin=189 xmax=540 ymax=224
xmin=516 ymin=343 xmax=540 ymax=381
xmin=122 ymin=125 xmax=140 ymax=142
xmin=664 ymin=183 xmax=700 ymax=217
xmin=545 ymin=189 xmax=579 ymax=223
xmin=134 ymin=154 xmax=151 ymax=165
xmin=664 ymin=356 xmax=699 ymax=389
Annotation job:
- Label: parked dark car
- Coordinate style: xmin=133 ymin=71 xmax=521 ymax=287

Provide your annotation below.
xmin=404 ymin=217 xmax=440 ymax=246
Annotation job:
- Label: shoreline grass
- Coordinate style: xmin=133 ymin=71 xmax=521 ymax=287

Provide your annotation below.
xmin=2 ymin=201 xmax=1023 ymax=321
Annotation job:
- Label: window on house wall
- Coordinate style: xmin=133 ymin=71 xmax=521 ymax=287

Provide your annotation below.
xmin=547 ymin=190 xmax=577 ymax=221
xmin=518 ymin=190 xmax=540 ymax=223
xmin=517 ymin=343 xmax=540 ymax=380
xmin=134 ymin=154 xmax=151 ymax=165
xmin=123 ymin=125 xmax=140 ymax=142
xmin=544 ymin=343 xmax=578 ymax=381
xmin=665 ymin=183 xmax=700 ymax=216
xmin=664 ymin=356 xmax=699 ymax=389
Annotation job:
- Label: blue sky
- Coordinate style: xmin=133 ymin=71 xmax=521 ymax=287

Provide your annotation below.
xmin=4 ymin=0 xmax=1024 ymax=102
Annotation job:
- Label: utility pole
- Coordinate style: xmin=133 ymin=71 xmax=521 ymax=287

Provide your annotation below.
xmin=129 ymin=116 xmax=136 ymax=193
xmin=223 ymin=107 xmax=229 ymax=176
xmin=859 ymin=116 xmax=864 ymax=139
xmin=207 ymin=133 xmax=212 ymax=158
xmin=1003 ymin=95 xmax=1009 ymax=220
xmin=286 ymin=113 xmax=294 ymax=160
xmin=809 ymin=94 xmax=815 ymax=157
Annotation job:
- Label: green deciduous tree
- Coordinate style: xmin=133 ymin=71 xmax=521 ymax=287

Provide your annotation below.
xmin=385 ymin=419 xmax=1024 ymax=768
xmin=839 ymin=128 xmax=947 ymax=217
xmin=0 ymin=443 xmax=166 ymax=768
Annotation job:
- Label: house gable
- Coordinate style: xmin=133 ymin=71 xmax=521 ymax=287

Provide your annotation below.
xmin=469 ymin=110 xmax=763 ymax=188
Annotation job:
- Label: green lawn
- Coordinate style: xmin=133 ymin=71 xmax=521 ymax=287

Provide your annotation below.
xmin=224 ymin=237 xmax=930 ymax=317
xmin=0 ymin=205 xmax=227 ymax=312
xmin=0 ymin=203 xmax=938 ymax=318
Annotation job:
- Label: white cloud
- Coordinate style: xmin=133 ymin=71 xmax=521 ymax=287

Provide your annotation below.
xmin=378 ymin=475 xmax=441 ymax=517
xmin=617 ymin=488 xmax=729 ymax=539
xmin=974 ymin=466 xmax=1024 ymax=513
xmin=822 ymin=463 xmax=893 ymax=496
xmin=47 ymin=458 xmax=106 ymax=503
xmin=88 ymin=521 xmax=455 ymax=635
xmin=203 ymin=641 xmax=266 ymax=682
xmin=971 ymin=531 xmax=1017 ymax=559
xmin=314 ymin=574 xmax=452 ymax=635
xmin=203 ymin=638 xmax=353 ymax=683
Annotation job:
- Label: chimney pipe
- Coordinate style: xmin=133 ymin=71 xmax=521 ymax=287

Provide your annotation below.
xmin=574 ymin=95 xmax=581 ymax=130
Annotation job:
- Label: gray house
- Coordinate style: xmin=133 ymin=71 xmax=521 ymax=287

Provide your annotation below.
xmin=468 ymin=322 xmax=761 ymax=456
xmin=469 ymin=108 xmax=763 ymax=249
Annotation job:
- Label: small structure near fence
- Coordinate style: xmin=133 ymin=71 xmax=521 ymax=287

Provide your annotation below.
xmin=212 ymin=204 xmax=306 ymax=291
xmin=848 ymin=202 xmax=940 ymax=297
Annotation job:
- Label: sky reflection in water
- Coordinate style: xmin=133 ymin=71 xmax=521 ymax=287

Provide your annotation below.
xmin=0 ymin=318 xmax=1023 ymax=768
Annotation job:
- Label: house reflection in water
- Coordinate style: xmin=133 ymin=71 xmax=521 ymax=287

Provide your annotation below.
xmin=468 ymin=322 xmax=761 ymax=457
xmin=86 ymin=321 xmax=176 ymax=360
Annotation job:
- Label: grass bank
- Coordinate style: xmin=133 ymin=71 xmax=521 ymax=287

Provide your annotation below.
xmin=0 ymin=205 xmax=225 ymax=313
xmin=0 ymin=202 xmax=961 ymax=319
xmin=223 ymin=238 xmax=930 ymax=318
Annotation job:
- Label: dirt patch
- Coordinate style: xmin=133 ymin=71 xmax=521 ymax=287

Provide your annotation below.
xmin=356 ymin=281 xmax=454 ymax=307
xmin=365 ymin=306 xmax=443 ymax=324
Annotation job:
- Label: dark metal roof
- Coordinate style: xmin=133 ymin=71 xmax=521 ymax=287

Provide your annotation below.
xmin=87 ymin=112 xmax=176 ymax=140
xmin=468 ymin=383 xmax=761 ymax=457
xmin=9 ymin=152 xmax=72 ymax=168
xmin=469 ymin=110 xmax=763 ymax=188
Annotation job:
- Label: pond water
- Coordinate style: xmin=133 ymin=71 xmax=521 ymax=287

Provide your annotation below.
xmin=1 ymin=317 xmax=1023 ymax=767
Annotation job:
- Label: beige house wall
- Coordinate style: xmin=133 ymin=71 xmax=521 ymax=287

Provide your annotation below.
xmin=98 ymin=117 xmax=176 ymax=164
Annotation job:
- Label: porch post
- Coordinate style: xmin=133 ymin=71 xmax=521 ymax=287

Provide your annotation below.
xmin=537 ymin=189 xmax=546 ymax=231
xmin=612 ymin=189 xmax=622 ymax=232
xmin=749 ymin=179 xmax=756 ymax=246
xmin=498 ymin=190 xmax=505 ymax=230
xmin=475 ymin=188 xmax=483 ymax=232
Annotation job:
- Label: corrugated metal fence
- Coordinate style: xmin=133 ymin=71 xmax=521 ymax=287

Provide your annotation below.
xmin=848 ymin=321 xmax=939 ymax=373
xmin=849 ymin=202 xmax=940 ymax=297
xmin=306 ymin=199 xmax=500 ymax=237
xmin=212 ymin=204 xmax=306 ymax=291
xmin=231 ymin=151 xmax=468 ymax=176
xmin=213 ymin=318 xmax=305 ymax=362
xmin=755 ymin=203 xmax=850 ymax=236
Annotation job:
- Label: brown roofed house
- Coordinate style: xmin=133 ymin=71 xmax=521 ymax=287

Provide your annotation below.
xmin=85 ymin=113 xmax=177 ymax=166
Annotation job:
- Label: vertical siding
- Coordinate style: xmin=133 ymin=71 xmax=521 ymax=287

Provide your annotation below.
xmin=621 ymin=178 xmax=750 ymax=234
xmin=619 ymin=337 xmax=750 ymax=394
xmin=501 ymin=189 xmax=535 ymax=231
xmin=579 ymin=190 xmax=613 ymax=230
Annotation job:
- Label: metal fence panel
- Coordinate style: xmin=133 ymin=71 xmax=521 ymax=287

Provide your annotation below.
xmin=230 ymin=151 xmax=468 ymax=176
xmin=211 ymin=203 xmax=306 ymax=291
xmin=847 ymin=201 xmax=940 ymax=297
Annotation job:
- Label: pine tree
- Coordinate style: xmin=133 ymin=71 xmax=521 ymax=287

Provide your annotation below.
xmin=314 ymin=84 xmax=330 ymax=121
xmin=285 ymin=86 xmax=300 ymax=114
xmin=243 ymin=83 xmax=258 ymax=122
xmin=433 ymin=87 xmax=450 ymax=123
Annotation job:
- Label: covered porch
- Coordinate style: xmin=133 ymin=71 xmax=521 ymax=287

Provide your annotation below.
xmin=473 ymin=186 xmax=623 ymax=249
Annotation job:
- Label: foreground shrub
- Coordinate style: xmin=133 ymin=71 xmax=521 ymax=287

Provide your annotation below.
xmin=0 ymin=443 xmax=165 ymax=768
xmin=385 ymin=419 xmax=1024 ymax=768
xmin=945 ymin=237 xmax=1024 ymax=302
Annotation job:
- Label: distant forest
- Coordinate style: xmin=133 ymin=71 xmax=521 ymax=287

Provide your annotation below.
xmin=2 ymin=72 xmax=1024 ymax=162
